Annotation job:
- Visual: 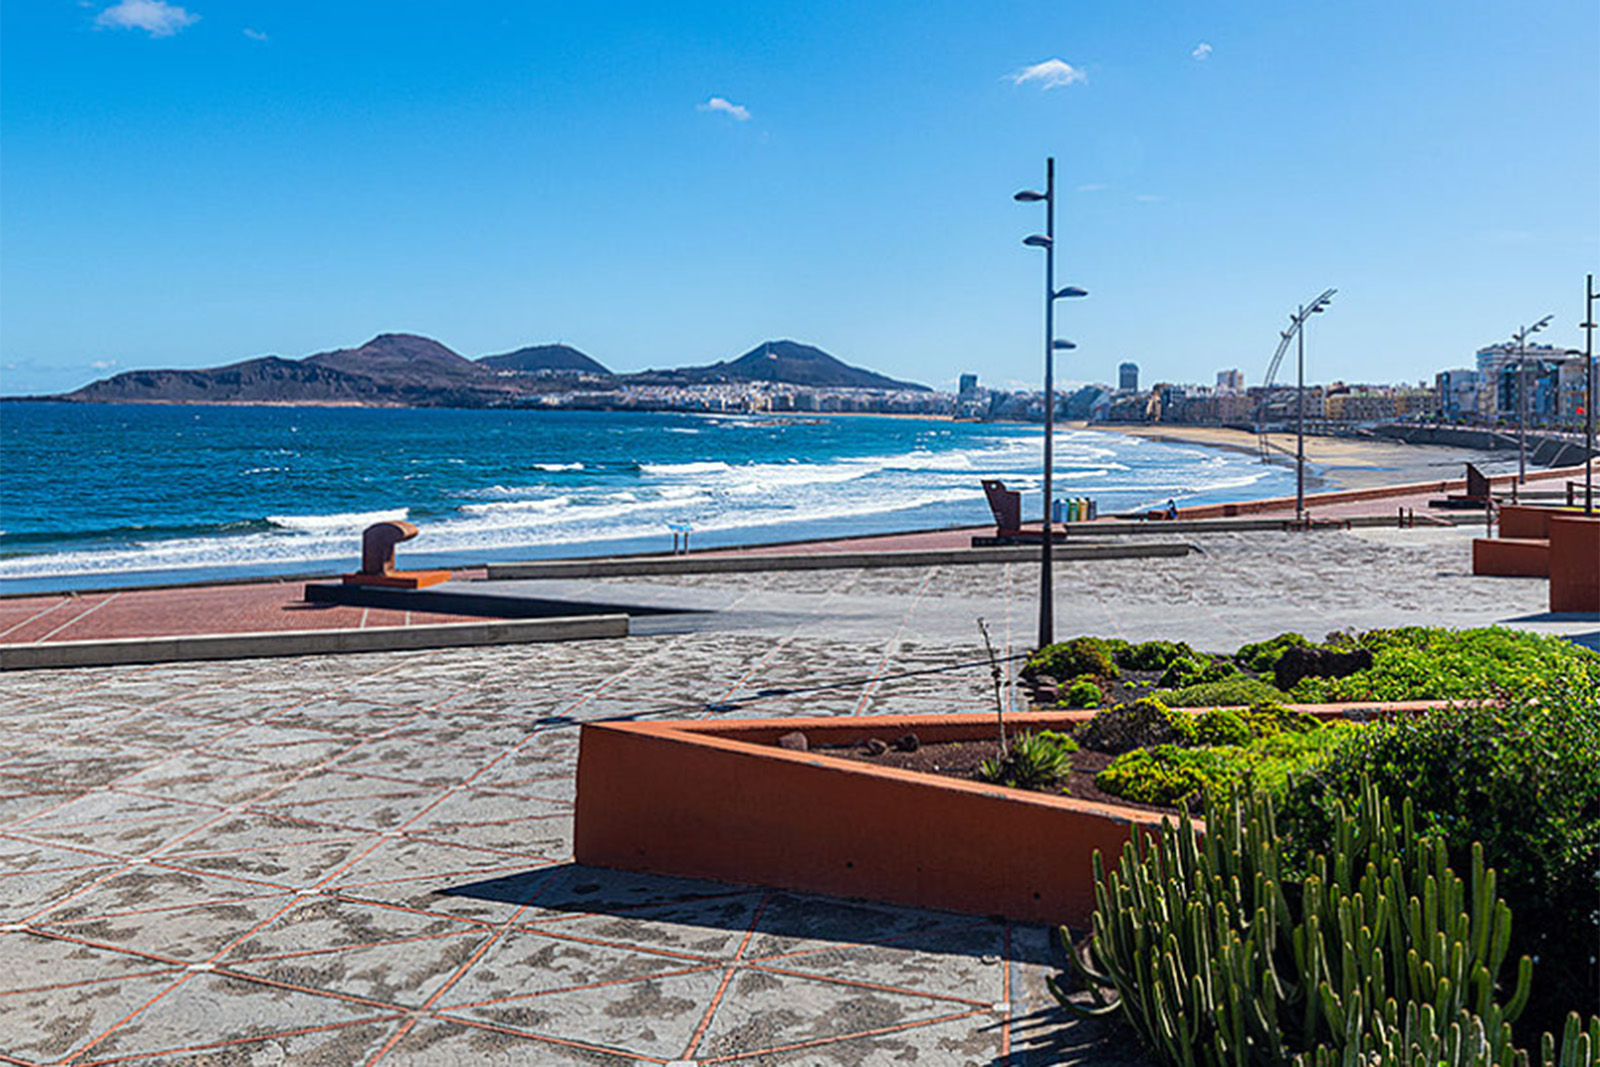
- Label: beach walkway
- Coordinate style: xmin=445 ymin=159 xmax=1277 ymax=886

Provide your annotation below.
xmin=2 ymin=468 xmax=1597 ymax=1064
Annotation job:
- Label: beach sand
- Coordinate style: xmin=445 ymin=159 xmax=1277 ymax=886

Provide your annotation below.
xmin=1074 ymin=422 xmax=1520 ymax=492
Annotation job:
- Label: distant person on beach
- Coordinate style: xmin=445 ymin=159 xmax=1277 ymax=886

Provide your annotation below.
xmin=1165 ymin=499 xmax=1178 ymax=519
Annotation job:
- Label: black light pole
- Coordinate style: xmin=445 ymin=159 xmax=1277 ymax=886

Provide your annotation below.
xmin=1582 ymin=274 xmax=1597 ymax=515
xmin=1015 ymin=158 xmax=1087 ymax=649
xmin=1510 ymin=315 xmax=1553 ymax=486
xmin=1281 ymin=290 xmax=1334 ymax=523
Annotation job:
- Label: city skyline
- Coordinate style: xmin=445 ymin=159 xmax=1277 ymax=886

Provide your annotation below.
xmin=2 ymin=0 xmax=1597 ymax=397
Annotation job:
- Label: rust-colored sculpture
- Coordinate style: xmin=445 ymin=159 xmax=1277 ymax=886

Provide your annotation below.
xmin=341 ymin=520 xmax=451 ymax=589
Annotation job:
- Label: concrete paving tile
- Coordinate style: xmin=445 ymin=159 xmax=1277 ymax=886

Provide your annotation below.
xmin=695 ymin=969 xmax=986 ymax=1063
xmin=18 ymin=812 xmax=217 ymax=858
xmin=42 ymin=887 xmax=298 ymax=962
xmin=377 ymin=1017 xmax=642 ymax=1066
xmin=223 ymin=929 xmax=491 ymax=1007
xmin=741 ymin=894 xmax=971 ymax=960
xmin=102 ymin=713 xmax=258 ymax=750
xmin=404 ymin=815 xmax=572 ymax=860
xmin=319 ymin=836 xmax=549 ymax=888
xmin=0 ymin=833 xmax=121 ymax=873
xmin=326 ymin=742 xmax=513 ymax=787
xmin=0 ymin=864 xmax=121 ymax=922
xmin=114 ymin=753 xmax=303 ymax=807
xmin=80 ymin=972 xmax=402 ymax=1063
xmin=35 ymin=865 xmax=287 ymax=924
xmin=447 ymin=966 xmax=727 ymax=1061
xmin=0 ymin=783 xmax=86 ymax=827
xmin=707 ymin=1009 xmax=1002 ymax=1066
xmin=14 ymin=790 xmax=219 ymax=830
xmin=224 ymin=895 xmax=487 ymax=961
xmin=0 ymin=969 xmax=185 ymax=1063
xmin=527 ymin=894 xmax=765 ymax=961
xmin=261 ymin=699 xmax=424 ymax=736
xmin=0 ymin=930 xmax=182 ymax=994
xmin=249 ymin=772 xmax=445 ymax=832
xmin=745 ymin=925 xmax=1006 ymax=1005
xmin=96 ymin=1018 xmax=402 ymax=1066
xmin=0 ymin=744 xmax=164 ymax=789
xmin=443 ymin=926 xmax=719 ymax=1006
xmin=402 ymin=788 xmax=570 ymax=832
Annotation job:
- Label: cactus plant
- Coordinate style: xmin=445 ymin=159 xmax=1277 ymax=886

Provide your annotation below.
xmin=1049 ymin=781 xmax=1550 ymax=1067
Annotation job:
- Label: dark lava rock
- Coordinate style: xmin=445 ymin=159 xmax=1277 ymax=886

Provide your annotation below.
xmin=1274 ymin=646 xmax=1373 ymax=691
xmin=894 ymin=733 xmax=920 ymax=753
xmin=777 ymin=731 xmax=809 ymax=752
xmin=862 ymin=738 xmax=889 ymax=756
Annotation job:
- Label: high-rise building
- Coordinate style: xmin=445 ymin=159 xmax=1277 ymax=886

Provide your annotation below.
xmin=958 ymin=373 xmax=978 ymax=396
xmin=1216 ymin=369 xmax=1244 ymax=392
xmin=1118 ymin=362 xmax=1139 ymax=392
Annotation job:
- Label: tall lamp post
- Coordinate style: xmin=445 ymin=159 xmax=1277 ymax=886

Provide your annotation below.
xmin=1015 ymin=157 xmax=1088 ymax=649
xmin=1510 ymin=315 xmax=1553 ymax=488
xmin=1581 ymin=275 xmax=1597 ymax=515
xmin=1281 ymin=290 xmax=1335 ymax=523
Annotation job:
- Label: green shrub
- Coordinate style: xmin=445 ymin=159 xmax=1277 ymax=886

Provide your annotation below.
xmin=1053 ymin=782 xmax=1554 ymax=1067
xmin=1060 ymin=675 xmax=1103 ymax=709
xmin=1156 ymin=655 xmax=1208 ymax=688
xmin=1241 ymin=699 xmax=1320 ymax=736
xmin=1076 ymin=697 xmax=1196 ymax=754
xmin=1236 ymin=631 xmax=1311 ymax=672
xmin=1152 ymin=675 xmax=1291 ymax=708
xmin=1113 ymin=639 xmax=1194 ymax=672
xmin=1095 ymin=745 xmax=1221 ymax=807
xmin=1095 ymin=726 xmax=1340 ymax=810
xmin=1195 ymin=707 xmax=1251 ymax=746
xmin=1278 ymin=681 xmax=1600 ymax=1040
xmin=1288 ymin=626 xmax=1600 ymax=702
xmin=1027 ymin=636 xmax=1120 ymax=681
xmin=978 ymin=730 xmax=1074 ymax=791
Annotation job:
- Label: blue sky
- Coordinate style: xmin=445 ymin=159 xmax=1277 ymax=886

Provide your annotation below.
xmin=2 ymin=0 xmax=1596 ymax=396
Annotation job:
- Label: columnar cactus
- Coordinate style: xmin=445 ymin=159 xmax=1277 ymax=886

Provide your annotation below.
xmin=1046 ymin=781 xmax=1594 ymax=1067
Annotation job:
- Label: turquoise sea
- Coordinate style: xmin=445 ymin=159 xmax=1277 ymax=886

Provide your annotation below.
xmin=0 ymin=403 xmax=1299 ymax=592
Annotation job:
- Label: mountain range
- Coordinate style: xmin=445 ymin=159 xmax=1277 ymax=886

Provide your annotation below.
xmin=43 ymin=334 xmax=928 ymax=406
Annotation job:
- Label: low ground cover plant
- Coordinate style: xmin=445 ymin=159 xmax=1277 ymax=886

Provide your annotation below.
xmin=1029 ymin=627 xmax=1600 ymax=708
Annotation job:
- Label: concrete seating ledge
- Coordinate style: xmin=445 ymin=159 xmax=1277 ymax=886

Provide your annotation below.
xmin=484 ymin=542 xmax=1194 ymax=580
xmin=0 ymin=614 xmax=629 ymax=671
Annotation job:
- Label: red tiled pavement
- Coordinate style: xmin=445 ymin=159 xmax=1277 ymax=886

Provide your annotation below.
xmin=0 ymin=573 xmax=502 ymax=645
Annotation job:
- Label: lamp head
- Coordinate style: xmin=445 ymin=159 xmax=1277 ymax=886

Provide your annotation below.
xmin=1054 ymin=286 xmax=1088 ymax=299
xmin=1023 ymin=234 xmax=1052 ymax=248
xmin=1013 ymin=190 xmax=1047 ymax=202
xmin=1052 ymin=339 xmax=1077 ymax=350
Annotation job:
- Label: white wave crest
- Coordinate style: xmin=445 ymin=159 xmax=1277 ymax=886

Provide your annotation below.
xmin=266 ymin=508 xmax=408 ymax=532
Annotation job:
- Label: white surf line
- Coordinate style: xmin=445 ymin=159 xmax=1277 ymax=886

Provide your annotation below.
xmin=37 ymin=592 xmax=121 ymax=643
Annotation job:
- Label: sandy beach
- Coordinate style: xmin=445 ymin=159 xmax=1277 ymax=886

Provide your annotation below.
xmin=1073 ymin=422 xmax=1523 ymax=493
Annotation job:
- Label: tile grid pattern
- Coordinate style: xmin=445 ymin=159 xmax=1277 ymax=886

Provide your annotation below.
xmin=0 ymin=562 xmax=1111 ymax=1066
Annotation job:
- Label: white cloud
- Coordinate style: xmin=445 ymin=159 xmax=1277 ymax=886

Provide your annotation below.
xmin=1192 ymin=42 xmax=1213 ymax=61
xmin=95 ymin=0 xmax=199 ymax=37
xmin=698 ymin=96 xmax=751 ymax=121
xmin=89 ymin=359 xmax=118 ymax=370
xmin=1009 ymin=59 xmax=1087 ymax=89
xmin=1075 ymin=183 xmax=1107 ymax=193
xmin=243 ymin=27 xmax=268 ymax=41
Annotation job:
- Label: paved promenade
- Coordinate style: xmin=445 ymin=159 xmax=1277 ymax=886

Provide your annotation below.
xmin=2 ymin=515 xmax=1595 ymax=1064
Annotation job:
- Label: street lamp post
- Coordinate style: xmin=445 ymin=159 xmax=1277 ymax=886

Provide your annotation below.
xmin=1510 ymin=315 xmax=1553 ymax=487
xmin=1015 ymin=157 xmax=1087 ymax=649
xmin=1582 ymin=274 xmax=1598 ymax=516
xmin=1280 ymin=291 xmax=1334 ymax=523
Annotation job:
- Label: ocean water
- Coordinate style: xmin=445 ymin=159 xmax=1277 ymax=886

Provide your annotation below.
xmin=0 ymin=403 xmax=1299 ymax=592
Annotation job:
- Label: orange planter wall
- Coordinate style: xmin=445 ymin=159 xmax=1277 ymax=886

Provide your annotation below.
xmin=573 ymin=705 xmax=1432 ymax=926
xmin=1549 ymin=514 xmax=1600 ymax=613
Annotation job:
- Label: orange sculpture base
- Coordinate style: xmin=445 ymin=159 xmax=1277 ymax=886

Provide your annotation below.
xmin=341 ymin=570 xmax=452 ymax=589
